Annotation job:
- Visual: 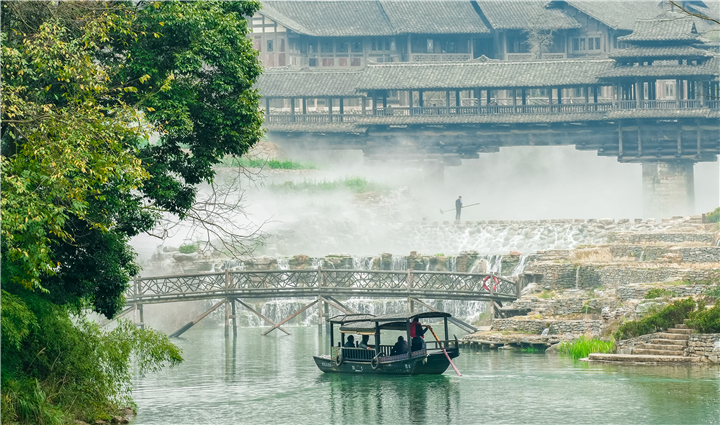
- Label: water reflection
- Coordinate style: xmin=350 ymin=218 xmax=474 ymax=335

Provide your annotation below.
xmin=131 ymin=326 xmax=720 ymax=425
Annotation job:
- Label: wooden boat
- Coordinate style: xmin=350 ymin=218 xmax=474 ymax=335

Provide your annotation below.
xmin=313 ymin=311 xmax=460 ymax=375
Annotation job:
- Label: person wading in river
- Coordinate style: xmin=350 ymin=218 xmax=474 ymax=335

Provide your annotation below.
xmin=455 ymin=196 xmax=462 ymax=221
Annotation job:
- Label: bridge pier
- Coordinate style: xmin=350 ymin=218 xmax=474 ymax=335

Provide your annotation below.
xmin=317 ymin=296 xmax=323 ymax=335
xmin=642 ymin=161 xmax=695 ymax=218
xmin=231 ymin=298 xmax=237 ymax=338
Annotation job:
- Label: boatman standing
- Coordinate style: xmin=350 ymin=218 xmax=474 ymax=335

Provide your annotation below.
xmin=455 ymin=196 xmax=462 ymax=221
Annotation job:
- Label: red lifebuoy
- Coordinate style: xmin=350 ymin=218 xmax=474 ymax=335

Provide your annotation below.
xmin=482 ymin=275 xmax=499 ymax=291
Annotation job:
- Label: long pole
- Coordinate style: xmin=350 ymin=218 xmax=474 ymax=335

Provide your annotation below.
xmin=428 ymin=326 xmax=462 ymax=377
xmin=440 ymin=202 xmax=481 ymax=214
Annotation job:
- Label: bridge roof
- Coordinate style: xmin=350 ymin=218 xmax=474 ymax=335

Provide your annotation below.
xmin=609 ymin=45 xmax=714 ymax=60
xmin=552 ymin=1 xmax=661 ymax=31
xmin=479 ymin=1 xmax=580 ymax=30
xmin=356 ymin=60 xmax=614 ymax=91
xmin=600 ymin=58 xmax=718 ymax=79
xmin=618 ymin=14 xmax=699 ymax=43
xmin=380 ymin=1 xmax=490 ymax=34
xmin=258 ymin=68 xmax=363 ymax=97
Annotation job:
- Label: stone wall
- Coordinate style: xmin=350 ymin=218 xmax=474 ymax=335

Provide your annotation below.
xmin=490 ymin=318 xmax=604 ymax=336
xmin=609 ymin=245 xmax=720 ymax=263
xmin=511 ymin=297 xmax=620 ymax=316
xmin=608 ymin=232 xmax=716 ymax=245
xmin=616 ymin=284 xmax=717 ymax=300
xmin=685 ymin=334 xmax=720 ymax=363
xmin=527 ymin=263 xmax=720 ymax=289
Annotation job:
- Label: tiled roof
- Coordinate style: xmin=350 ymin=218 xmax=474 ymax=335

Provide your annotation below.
xmin=609 ymin=45 xmax=714 ymax=59
xmin=258 ymin=68 xmax=364 ymax=97
xmin=379 ymin=1 xmax=490 ymax=34
xmin=478 ymin=1 xmax=581 ymax=30
xmin=558 ymin=1 xmax=661 ymax=31
xmin=600 ymin=61 xmax=717 ymax=79
xmin=259 ymin=1 xmax=394 ymax=37
xmin=355 ymin=60 xmax=614 ymax=90
xmin=618 ymin=14 xmax=699 ymax=42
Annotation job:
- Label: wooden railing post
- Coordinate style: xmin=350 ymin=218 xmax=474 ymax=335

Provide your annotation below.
xmin=224 ymin=269 xmax=230 ymax=338
xmin=407 ymin=269 xmax=414 ymax=312
xmin=317 ymin=267 xmax=323 ymax=335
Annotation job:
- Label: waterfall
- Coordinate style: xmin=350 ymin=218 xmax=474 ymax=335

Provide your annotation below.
xmin=277 ymin=258 xmax=289 ymax=270
xmin=575 ymin=266 xmax=581 ymax=289
xmin=446 ymin=256 xmax=457 ymax=272
xmin=222 ymin=259 xmax=245 ymax=270
xmin=311 ymin=258 xmax=324 ymax=269
xmin=391 ymin=255 xmax=407 ymax=271
xmin=511 ymin=255 xmax=529 ymax=277
xmin=352 ymin=256 xmax=373 ymax=270
xmin=638 ymin=250 xmax=645 ymax=262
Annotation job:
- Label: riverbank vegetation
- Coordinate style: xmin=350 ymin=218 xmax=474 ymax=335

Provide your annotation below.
xmin=224 ymin=156 xmax=318 ymax=170
xmin=269 ymin=177 xmax=389 ymax=194
xmin=687 ymin=302 xmax=720 ymax=333
xmin=614 ymin=298 xmax=696 ymax=339
xmin=1 ymin=1 xmax=263 ymax=423
xmin=558 ymin=337 xmax=615 ymax=360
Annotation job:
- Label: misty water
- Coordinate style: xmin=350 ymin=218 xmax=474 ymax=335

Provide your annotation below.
xmin=130 ymin=326 xmax=720 ymax=425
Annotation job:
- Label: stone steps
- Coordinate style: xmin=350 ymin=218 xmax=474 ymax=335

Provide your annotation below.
xmin=588 ymin=353 xmax=697 ymax=363
xmin=632 ymin=348 xmax=686 ymax=356
xmin=650 ymin=338 xmax=687 ymax=346
xmin=667 ymin=328 xmax=693 ymax=335
xmin=637 ymin=343 xmax=685 ymax=352
xmin=675 ymin=324 xmax=689 ymax=329
xmin=654 ymin=332 xmax=689 ymax=340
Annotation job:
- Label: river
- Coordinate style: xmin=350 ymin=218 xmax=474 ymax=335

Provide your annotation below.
xmin=131 ymin=326 xmax=720 ymax=424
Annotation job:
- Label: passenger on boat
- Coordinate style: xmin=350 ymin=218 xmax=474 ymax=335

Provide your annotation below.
xmin=359 ymin=335 xmax=370 ymax=349
xmin=410 ymin=319 xmax=427 ymax=351
xmin=343 ymin=335 xmax=355 ymax=348
xmin=391 ymin=336 xmax=408 ymax=355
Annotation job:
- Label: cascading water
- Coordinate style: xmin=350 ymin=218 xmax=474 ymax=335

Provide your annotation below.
xmin=352 ymin=256 xmax=373 ymax=270
xmin=391 ymin=255 xmax=407 ymax=271
xmin=446 ymin=256 xmax=457 ymax=272
xmin=277 ymin=258 xmax=290 ymax=270
xmin=511 ymin=255 xmax=529 ymax=277
xmin=311 ymin=258 xmax=324 ymax=269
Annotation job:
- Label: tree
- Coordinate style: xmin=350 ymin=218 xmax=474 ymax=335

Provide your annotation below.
xmin=1 ymin=2 xmax=263 ymax=422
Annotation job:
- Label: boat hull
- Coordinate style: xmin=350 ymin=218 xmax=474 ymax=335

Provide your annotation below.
xmin=313 ymin=348 xmax=459 ymax=375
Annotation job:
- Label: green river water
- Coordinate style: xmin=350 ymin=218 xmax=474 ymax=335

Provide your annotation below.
xmin=131 ymin=326 xmax=720 ymax=424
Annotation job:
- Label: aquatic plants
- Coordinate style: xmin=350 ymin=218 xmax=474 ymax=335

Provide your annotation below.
xmin=558 ymin=336 xmax=615 ymax=360
xmin=614 ymin=298 xmax=696 ymax=340
xmin=225 ymin=157 xmax=318 ymax=170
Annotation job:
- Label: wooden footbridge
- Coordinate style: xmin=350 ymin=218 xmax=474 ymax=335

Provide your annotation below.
xmin=113 ymin=269 xmax=520 ymax=338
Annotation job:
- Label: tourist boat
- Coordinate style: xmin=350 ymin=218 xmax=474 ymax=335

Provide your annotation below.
xmin=313 ymin=312 xmax=460 ymax=375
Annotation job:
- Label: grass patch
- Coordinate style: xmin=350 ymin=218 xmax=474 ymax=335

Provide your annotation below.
xmin=645 ymin=288 xmax=675 ymax=299
xmin=178 ymin=243 xmax=197 ymax=254
xmin=269 ymin=177 xmax=388 ymax=194
xmin=538 ymin=290 xmax=554 ymax=299
xmin=223 ymin=157 xmax=317 ymax=170
xmin=558 ymin=336 xmax=615 ymax=360
xmin=614 ymin=298 xmax=696 ymax=340
xmin=706 ymin=206 xmax=720 ymax=223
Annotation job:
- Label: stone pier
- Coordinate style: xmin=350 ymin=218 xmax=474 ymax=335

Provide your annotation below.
xmin=642 ymin=161 xmax=695 ymax=218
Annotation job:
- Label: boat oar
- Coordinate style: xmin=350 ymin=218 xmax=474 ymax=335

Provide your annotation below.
xmin=426 ymin=326 xmax=462 ymax=377
xmin=439 ymin=202 xmax=480 ymax=214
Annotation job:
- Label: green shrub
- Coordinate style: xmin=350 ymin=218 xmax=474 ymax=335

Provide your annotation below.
xmin=178 ymin=243 xmax=197 ymax=254
xmin=615 ymin=298 xmax=696 ymax=340
xmin=558 ymin=336 xmax=615 ymax=360
xmin=705 ymin=206 xmax=720 ymax=223
xmin=686 ymin=301 xmax=720 ymax=333
xmin=703 ymin=286 xmax=720 ymax=302
xmin=645 ymin=288 xmax=675 ymax=299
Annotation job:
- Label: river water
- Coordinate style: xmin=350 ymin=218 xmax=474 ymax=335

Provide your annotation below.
xmin=131 ymin=326 xmax=720 ymax=424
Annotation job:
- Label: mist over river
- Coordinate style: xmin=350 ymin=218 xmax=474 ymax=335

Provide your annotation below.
xmin=130 ymin=327 xmax=720 ymax=425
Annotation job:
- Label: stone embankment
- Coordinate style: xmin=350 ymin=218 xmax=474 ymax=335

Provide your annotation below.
xmin=463 ymin=217 xmax=720 ymax=359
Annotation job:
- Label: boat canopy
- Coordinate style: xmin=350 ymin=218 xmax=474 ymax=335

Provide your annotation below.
xmin=331 ymin=311 xmax=452 ymax=333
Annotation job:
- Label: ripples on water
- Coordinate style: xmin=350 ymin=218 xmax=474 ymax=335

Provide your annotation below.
xmin=132 ymin=327 xmax=720 ymax=425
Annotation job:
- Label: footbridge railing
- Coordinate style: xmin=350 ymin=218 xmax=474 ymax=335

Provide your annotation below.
xmin=126 ymin=269 xmax=519 ymax=305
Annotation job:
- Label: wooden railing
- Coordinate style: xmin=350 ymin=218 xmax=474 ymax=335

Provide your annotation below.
xmin=126 ymin=269 xmax=520 ymax=304
xmin=265 ymin=99 xmax=717 ymax=124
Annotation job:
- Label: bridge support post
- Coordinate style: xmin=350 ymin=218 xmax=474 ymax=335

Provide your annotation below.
xmin=138 ymin=304 xmax=145 ymax=330
xmin=231 ymin=298 xmax=237 ymax=338
xmin=642 ymin=160 xmax=695 ymax=218
xmin=317 ymin=296 xmax=323 ymax=335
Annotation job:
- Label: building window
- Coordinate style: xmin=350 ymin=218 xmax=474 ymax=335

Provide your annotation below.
xmin=337 ymin=41 xmax=349 ymax=53
xmin=351 ymin=58 xmax=361 ymax=66
xmin=309 ymin=58 xmax=317 ymax=67
xmin=321 ymin=41 xmax=333 ymax=53
xmin=280 ymin=39 xmax=285 ymax=52
xmin=579 ymin=38 xmax=585 ymax=51
xmin=309 ymin=42 xmax=317 ymax=54
xmin=278 ymin=53 xmax=285 ymax=66
xmin=588 ymin=38 xmax=594 ymax=50
xmin=594 ymin=37 xmax=601 ymax=50
xmin=338 ymin=58 xmax=348 ymax=67
xmin=321 ymin=57 xmax=334 ymax=67
xmin=351 ymin=42 xmax=363 ymax=53
xmin=426 ymin=39 xmax=434 ymax=53
xmin=267 ymin=40 xmax=274 ymax=52
xmin=254 ymin=37 xmax=262 ymax=52
xmin=573 ymin=38 xmax=579 ymax=51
